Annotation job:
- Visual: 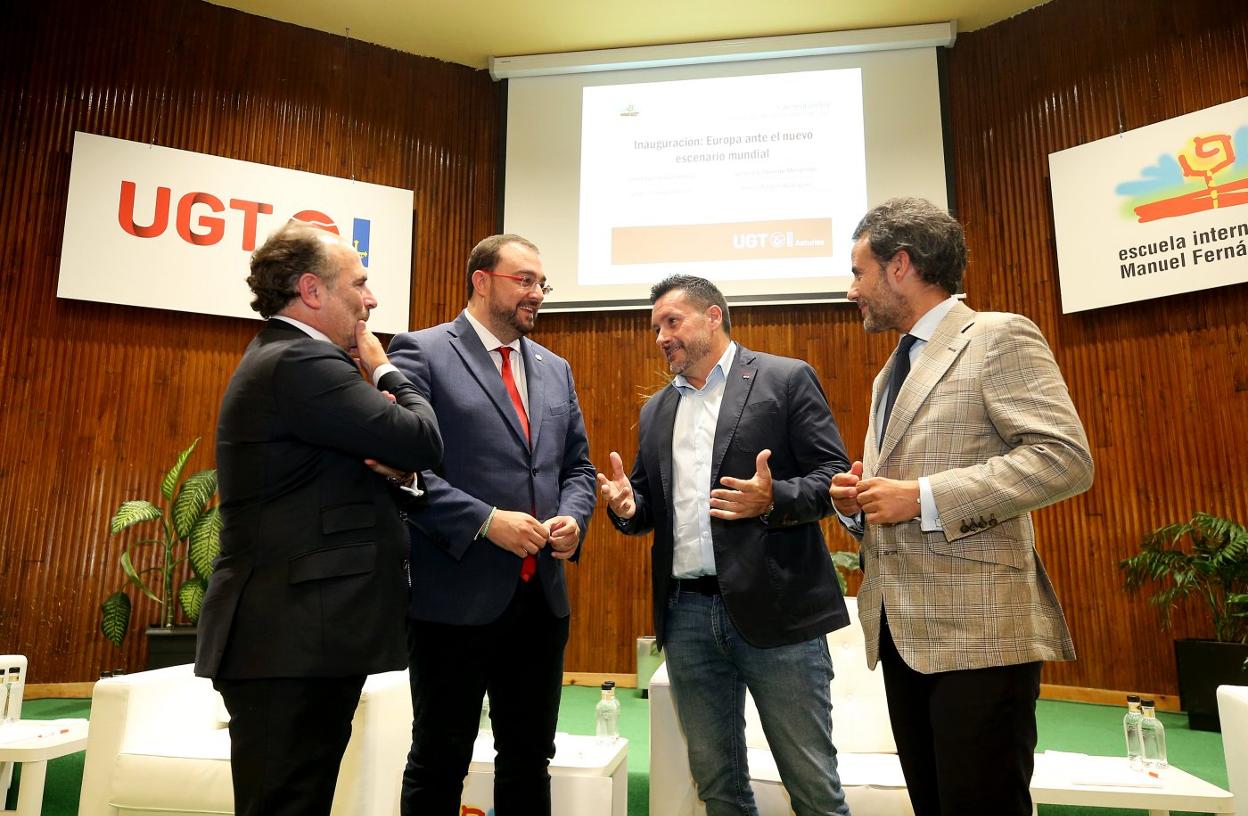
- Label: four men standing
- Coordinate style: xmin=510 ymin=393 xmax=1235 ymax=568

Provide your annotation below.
xmin=201 ymin=201 xmax=1091 ymax=816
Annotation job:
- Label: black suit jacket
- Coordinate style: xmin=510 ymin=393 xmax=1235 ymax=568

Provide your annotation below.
xmin=612 ymin=345 xmax=850 ymax=648
xmin=195 ymin=320 xmax=443 ymax=679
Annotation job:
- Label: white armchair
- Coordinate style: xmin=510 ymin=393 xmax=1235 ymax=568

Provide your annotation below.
xmin=77 ymin=664 xmax=412 ymax=816
xmin=1217 ymin=684 xmax=1248 ymax=816
xmin=649 ymin=597 xmax=913 ymax=816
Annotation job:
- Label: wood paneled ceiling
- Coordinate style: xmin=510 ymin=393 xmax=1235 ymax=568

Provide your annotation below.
xmin=205 ymin=0 xmax=1052 ymax=69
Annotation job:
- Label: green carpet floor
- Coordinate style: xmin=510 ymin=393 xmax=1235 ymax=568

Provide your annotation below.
xmin=7 ymin=691 xmax=1229 ymax=815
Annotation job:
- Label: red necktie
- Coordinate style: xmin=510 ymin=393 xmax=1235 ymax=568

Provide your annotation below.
xmin=497 ymin=346 xmax=537 ymax=582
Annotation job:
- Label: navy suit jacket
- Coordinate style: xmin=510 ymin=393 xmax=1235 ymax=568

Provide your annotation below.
xmin=196 ymin=319 xmax=443 ymax=679
xmin=388 ymin=312 xmax=596 ymax=624
xmin=612 ymin=346 xmax=850 ymax=649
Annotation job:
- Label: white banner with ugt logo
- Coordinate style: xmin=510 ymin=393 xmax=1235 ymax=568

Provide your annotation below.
xmin=57 ymin=132 xmax=414 ymax=334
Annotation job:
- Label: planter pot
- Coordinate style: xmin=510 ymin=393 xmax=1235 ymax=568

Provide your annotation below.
xmin=1174 ymin=638 xmax=1248 ymax=731
xmin=145 ymin=626 xmax=198 ymax=670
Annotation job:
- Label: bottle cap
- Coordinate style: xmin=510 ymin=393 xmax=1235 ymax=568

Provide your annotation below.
xmin=1142 ymin=699 xmax=1155 ymax=707
xmin=1127 ymin=694 xmax=1141 ymax=703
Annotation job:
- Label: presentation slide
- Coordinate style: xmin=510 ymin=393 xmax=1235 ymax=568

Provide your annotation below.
xmin=503 ymin=48 xmax=949 ymax=311
xmin=577 ymin=70 xmax=866 ymax=287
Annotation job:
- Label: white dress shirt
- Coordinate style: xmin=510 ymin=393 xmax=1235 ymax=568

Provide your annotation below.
xmin=462 ymin=309 xmax=529 ymax=415
xmin=670 ymin=342 xmax=737 ymax=578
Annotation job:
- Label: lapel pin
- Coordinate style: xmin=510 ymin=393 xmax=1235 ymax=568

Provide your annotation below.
xmin=742 ymin=372 xmax=751 ymax=379
xmin=535 ymin=353 xmax=544 ymax=362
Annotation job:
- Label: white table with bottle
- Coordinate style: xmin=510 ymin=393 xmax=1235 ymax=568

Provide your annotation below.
xmin=1029 ymin=750 xmax=1234 ymax=815
xmin=459 ymin=732 xmax=628 ymax=816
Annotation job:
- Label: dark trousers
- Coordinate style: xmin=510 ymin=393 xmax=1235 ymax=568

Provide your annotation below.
xmin=401 ymin=579 xmax=570 ymax=816
xmin=214 ymin=675 xmax=366 ymax=816
xmin=878 ymin=615 xmax=1042 ymax=816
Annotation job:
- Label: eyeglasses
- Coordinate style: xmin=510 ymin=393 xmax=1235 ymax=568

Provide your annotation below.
xmin=484 ymin=271 xmax=554 ymax=296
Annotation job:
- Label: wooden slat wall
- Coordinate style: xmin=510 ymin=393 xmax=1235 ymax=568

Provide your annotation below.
xmin=0 ymin=0 xmax=500 ymax=682
xmin=3 ymin=0 xmax=1247 ymax=697
xmin=944 ymin=0 xmax=1248 ymax=694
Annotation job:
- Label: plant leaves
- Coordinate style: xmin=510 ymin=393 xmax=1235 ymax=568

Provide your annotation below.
xmin=178 ymin=577 xmax=207 ymax=624
xmin=161 ymin=437 xmax=200 ymax=502
xmin=110 ymin=500 xmax=162 ymax=535
xmin=189 ymin=507 xmax=222 ymax=578
xmin=100 ymin=590 xmax=132 ymax=646
xmin=173 ymin=469 xmax=217 ymax=539
xmin=830 ymin=550 xmax=860 ymax=595
xmin=120 ymin=550 xmax=163 ymax=604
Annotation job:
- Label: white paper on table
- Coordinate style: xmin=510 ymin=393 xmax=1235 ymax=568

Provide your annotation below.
xmin=1036 ymin=750 xmax=1165 ymax=788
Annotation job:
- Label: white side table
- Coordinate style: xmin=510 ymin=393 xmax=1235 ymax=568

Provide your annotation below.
xmin=1031 ymin=751 xmax=1235 ymax=816
xmin=0 ymin=719 xmax=89 ymax=816
xmin=461 ymin=732 xmax=628 ymax=816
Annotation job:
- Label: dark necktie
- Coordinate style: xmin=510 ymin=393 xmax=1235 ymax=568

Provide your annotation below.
xmin=879 ymin=333 xmax=918 ymax=444
xmin=497 ymin=346 xmax=537 ymax=582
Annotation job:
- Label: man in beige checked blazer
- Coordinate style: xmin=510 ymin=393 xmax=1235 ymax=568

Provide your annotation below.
xmin=831 ymin=197 xmax=1093 ymax=816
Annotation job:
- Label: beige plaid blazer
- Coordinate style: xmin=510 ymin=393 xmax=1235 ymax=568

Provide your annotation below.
xmin=856 ymin=301 xmax=1092 ymax=673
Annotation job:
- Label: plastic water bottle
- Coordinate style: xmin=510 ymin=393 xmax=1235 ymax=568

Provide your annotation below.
xmin=1140 ymin=699 xmax=1167 ymax=769
xmin=595 ymin=680 xmax=620 ymax=742
xmin=479 ymin=693 xmax=492 ymax=733
xmin=1123 ymin=694 xmax=1144 ymax=770
xmin=2 ymin=667 xmax=21 ymax=724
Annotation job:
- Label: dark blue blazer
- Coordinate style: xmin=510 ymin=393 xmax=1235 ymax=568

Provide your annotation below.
xmin=388 ymin=312 xmax=596 ymax=624
xmin=612 ymin=346 xmax=851 ymax=649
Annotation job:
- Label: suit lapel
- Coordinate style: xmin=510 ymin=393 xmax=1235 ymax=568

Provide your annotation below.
xmin=864 ymin=365 xmax=889 ymax=473
xmin=710 ymin=346 xmax=757 ymax=486
xmin=877 ymin=302 xmax=977 ymax=463
xmin=520 ymin=338 xmax=545 ymax=451
xmin=447 ymin=313 xmax=531 ymax=449
xmin=652 ymin=387 xmax=679 ymax=504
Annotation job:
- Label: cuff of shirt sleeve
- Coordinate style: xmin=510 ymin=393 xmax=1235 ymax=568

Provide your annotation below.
xmin=373 ymin=362 xmax=399 ymax=386
xmin=835 ymin=508 xmax=864 ymax=534
xmin=918 ymin=476 xmax=942 ymax=532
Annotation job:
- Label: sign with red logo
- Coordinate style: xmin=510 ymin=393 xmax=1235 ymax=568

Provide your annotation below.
xmin=1049 ymin=96 xmax=1248 ymax=313
xmin=58 ymin=132 xmax=414 ymax=333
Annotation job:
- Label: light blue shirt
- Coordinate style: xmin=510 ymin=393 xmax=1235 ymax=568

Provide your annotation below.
xmin=670 ymin=342 xmax=737 ymax=578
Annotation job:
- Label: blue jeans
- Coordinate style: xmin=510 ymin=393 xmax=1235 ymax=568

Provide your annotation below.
xmin=663 ymin=589 xmax=851 ymax=816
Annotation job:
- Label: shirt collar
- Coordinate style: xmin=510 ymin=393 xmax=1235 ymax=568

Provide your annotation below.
xmin=271 ymin=314 xmax=332 ymax=345
xmin=907 ymin=296 xmax=960 ymax=344
xmin=673 ymin=341 xmax=737 ymax=394
xmin=463 ymin=309 xmax=519 ymax=354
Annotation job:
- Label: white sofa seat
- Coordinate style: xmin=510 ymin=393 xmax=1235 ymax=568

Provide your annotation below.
xmin=78 ymin=664 xmax=412 ymax=816
xmin=1217 ymin=684 xmax=1248 ymax=816
xmin=650 ymin=596 xmax=913 ymax=816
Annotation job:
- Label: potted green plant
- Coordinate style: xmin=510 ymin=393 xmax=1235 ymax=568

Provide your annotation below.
xmin=1119 ymin=510 xmax=1248 ymax=731
xmin=100 ymin=437 xmax=221 ymax=669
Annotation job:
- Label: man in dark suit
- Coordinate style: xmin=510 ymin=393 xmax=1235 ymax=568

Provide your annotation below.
xmin=597 ymin=275 xmax=853 ymax=816
xmin=194 ymin=220 xmax=443 ymax=816
xmin=387 ymin=234 xmax=596 ymax=815
xmin=830 ymin=197 xmax=1093 ymax=816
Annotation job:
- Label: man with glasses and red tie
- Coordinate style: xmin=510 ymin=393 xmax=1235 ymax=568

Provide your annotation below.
xmin=387 ymin=234 xmax=596 ymax=815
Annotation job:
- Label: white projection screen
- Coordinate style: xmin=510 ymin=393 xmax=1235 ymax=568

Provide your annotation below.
xmin=502 ymin=46 xmax=950 ymax=312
